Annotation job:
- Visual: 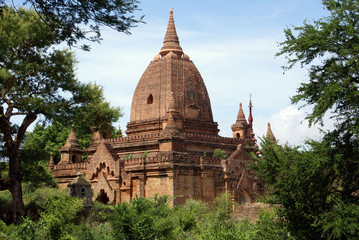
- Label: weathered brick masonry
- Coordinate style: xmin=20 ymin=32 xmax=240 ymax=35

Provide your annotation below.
xmin=51 ymin=9 xmax=274 ymax=205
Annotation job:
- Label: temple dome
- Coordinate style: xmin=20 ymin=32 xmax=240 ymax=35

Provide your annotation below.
xmin=126 ymin=9 xmax=218 ymax=136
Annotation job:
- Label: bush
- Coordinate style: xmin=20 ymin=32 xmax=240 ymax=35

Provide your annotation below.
xmin=23 ymin=185 xmax=67 ymax=212
xmin=0 ymin=190 xmax=11 ymax=211
xmin=39 ymin=195 xmax=84 ymax=239
xmin=11 ymin=217 xmax=40 ymax=240
xmin=87 ymin=202 xmax=115 ymax=224
xmin=72 ymin=222 xmax=95 ymax=240
xmin=172 ymin=199 xmax=208 ymax=237
xmin=111 ymin=195 xmax=175 ymax=240
xmin=194 ymin=194 xmax=236 ymax=240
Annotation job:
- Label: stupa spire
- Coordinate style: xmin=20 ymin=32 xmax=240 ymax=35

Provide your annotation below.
xmin=266 ymin=122 xmax=276 ymax=142
xmin=159 ymin=9 xmax=183 ymax=58
xmin=64 ymin=125 xmax=81 ymax=148
xmin=236 ymin=103 xmax=247 ymax=123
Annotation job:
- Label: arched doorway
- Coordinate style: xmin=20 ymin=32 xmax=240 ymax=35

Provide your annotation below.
xmin=96 ymin=189 xmax=110 ymax=204
xmin=238 ymin=191 xmax=251 ymax=204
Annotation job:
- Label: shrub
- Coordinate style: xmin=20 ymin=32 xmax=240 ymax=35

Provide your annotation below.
xmin=111 ymin=195 xmax=175 ymax=240
xmin=213 ymin=149 xmax=227 ymax=159
xmin=23 ymin=185 xmax=67 ymax=212
xmin=38 ymin=195 xmax=84 ymax=239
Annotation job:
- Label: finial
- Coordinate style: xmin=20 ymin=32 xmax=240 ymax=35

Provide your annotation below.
xmin=248 ymin=94 xmax=253 ymax=126
xmin=159 ymin=9 xmax=183 ymax=58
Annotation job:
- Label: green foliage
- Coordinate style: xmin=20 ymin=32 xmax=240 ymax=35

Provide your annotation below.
xmin=316 ymin=199 xmax=359 ymax=239
xmin=22 ymin=185 xmax=67 ymax=211
xmin=233 ymin=208 xmax=291 ymax=240
xmin=171 ymin=199 xmax=208 ymax=238
xmin=87 ymin=202 xmax=115 ymax=224
xmin=0 ymin=7 xmax=97 ymax=220
xmin=1 ymin=0 xmax=143 ymax=50
xmin=0 ymin=193 xmax=292 ymax=239
xmin=194 ymin=195 xmax=236 ymax=240
xmin=273 ymin=0 xmax=359 ymax=239
xmin=0 ymin=189 xmax=11 ymax=211
xmin=251 ymin=138 xmax=359 ymax=239
xmin=124 ymin=153 xmax=134 ymax=160
xmin=11 ymin=217 xmax=39 ymax=240
xmin=143 ymin=151 xmax=149 ymax=159
xmin=71 ymin=83 xmax=123 ymax=140
xmin=38 ymin=195 xmax=84 ymax=240
xmin=111 ymin=195 xmax=175 ymax=240
xmin=0 ymin=219 xmax=9 ymax=239
xmin=20 ymin=121 xmax=70 ymax=164
xmin=71 ymin=222 xmax=96 ymax=240
xmin=0 ymin=7 xmax=82 ymax=119
xmin=213 ymin=148 xmax=227 ymax=159
xmin=1 ymin=190 xmax=82 ymax=239
xmin=277 ymin=0 xmax=359 ymax=135
xmin=18 ymin=83 xmax=122 ymax=188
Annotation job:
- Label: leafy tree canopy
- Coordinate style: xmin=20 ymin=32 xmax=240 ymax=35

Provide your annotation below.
xmin=254 ymin=0 xmax=359 ymax=238
xmin=275 ymin=0 xmax=359 ymax=201
xmin=251 ymin=138 xmax=359 ymax=239
xmin=277 ymin=0 xmax=359 ymax=138
xmin=0 ymin=7 xmax=122 ymax=222
xmin=19 ymin=83 xmax=122 ymax=188
xmin=1 ymin=0 xmax=143 ymax=50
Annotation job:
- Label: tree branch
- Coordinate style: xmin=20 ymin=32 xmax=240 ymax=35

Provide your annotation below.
xmin=15 ymin=112 xmax=37 ymax=147
xmin=0 ymin=177 xmax=11 ymax=191
xmin=0 ymin=106 xmax=13 ymax=149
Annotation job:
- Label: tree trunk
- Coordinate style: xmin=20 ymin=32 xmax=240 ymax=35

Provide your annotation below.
xmin=0 ymin=110 xmax=37 ymax=223
xmin=10 ymin=177 xmax=24 ymax=223
xmin=8 ymin=149 xmax=24 ymax=224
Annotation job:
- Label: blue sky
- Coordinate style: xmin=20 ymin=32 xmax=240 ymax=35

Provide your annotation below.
xmin=72 ymin=0 xmax=331 ymax=145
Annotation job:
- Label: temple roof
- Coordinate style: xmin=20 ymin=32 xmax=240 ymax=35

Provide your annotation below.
xmin=236 ymin=103 xmax=247 ymax=124
xmin=68 ymin=172 xmax=91 ymax=186
xmin=127 ymin=9 xmax=218 ymax=136
xmin=61 ymin=125 xmax=82 ymax=151
xmin=159 ymin=9 xmax=183 ymax=58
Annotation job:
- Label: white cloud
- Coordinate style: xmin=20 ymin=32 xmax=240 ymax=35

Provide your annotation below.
xmin=252 ymin=105 xmax=335 ymax=146
xmin=67 ymin=1 xmax=331 ymax=145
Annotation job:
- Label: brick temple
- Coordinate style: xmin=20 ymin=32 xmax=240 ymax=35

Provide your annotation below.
xmin=51 ymin=9 xmax=275 ymax=205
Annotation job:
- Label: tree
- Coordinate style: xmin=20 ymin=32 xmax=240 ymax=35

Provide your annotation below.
xmin=1 ymin=0 xmax=143 ymax=50
xmin=277 ymin=0 xmax=359 ymax=139
xmin=276 ymin=0 xmax=359 ymax=202
xmin=252 ymin=0 xmax=359 ymax=238
xmin=0 ymin=7 xmax=96 ymax=222
xmin=70 ymin=83 xmax=123 ymax=140
xmin=19 ymin=83 xmax=122 ymax=188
